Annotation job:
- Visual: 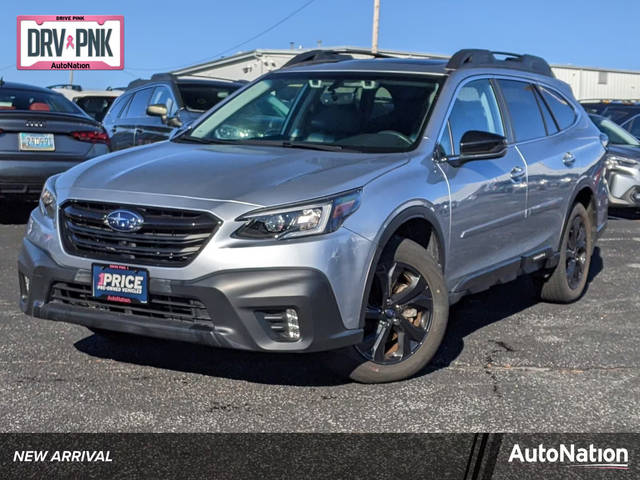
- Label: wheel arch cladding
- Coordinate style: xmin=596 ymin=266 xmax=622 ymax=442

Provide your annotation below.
xmin=357 ymin=206 xmax=446 ymax=328
xmin=571 ymin=185 xmax=597 ymax=240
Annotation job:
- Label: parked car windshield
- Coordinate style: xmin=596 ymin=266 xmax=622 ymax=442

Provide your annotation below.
xmin=0 ymin=88 xmax=85 ymax=114
xmin=177 ymin=83 xmax=239 ymax=112
xmin=589 ymin=114 xmax=640 ymax=146
xmin=184 ymin=73 xmax=442 ymax=152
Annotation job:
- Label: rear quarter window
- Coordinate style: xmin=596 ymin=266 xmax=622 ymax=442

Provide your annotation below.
xmin=497 ymin=79 xmax=546 ymax=142
xmin=125 ymin=88 xmax=154 ymax=118
xmin=104 ymin=94 xmax=130 ymax=122
xmin=539 ymin=86 xmax=576 ymax=130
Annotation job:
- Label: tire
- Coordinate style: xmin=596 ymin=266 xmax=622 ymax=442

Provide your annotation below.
xmin=540 ymin=202 xmax=592 ymax=303
xmin=327 ymin=237 xmax=449 ymax=383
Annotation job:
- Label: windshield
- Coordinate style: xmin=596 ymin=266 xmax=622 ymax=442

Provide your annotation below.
xmin=185 ymin=73 xmax=442 ymax=152
xmin=0 ymin=88 xmax=85 ymax=114
xmin=178 ymin=83 xmax=239 ymax=112
xmin=590 ymin=114 xmax=640 ymax=146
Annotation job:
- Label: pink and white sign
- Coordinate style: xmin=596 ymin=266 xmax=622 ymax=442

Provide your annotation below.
xmin=17 ymin=15 xmax=124 ymax=70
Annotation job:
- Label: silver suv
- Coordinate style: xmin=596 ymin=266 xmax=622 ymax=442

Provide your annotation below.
xmin=19 ymin=49 xmax=608 ymax=383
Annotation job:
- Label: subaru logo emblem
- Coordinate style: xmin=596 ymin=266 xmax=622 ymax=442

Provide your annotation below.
xmin=105 ymin=210 xmax=144 ymax=232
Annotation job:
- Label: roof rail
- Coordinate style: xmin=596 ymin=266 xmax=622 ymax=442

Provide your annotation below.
xmin=125 ymin=73 xmax=175 ymax=89
xmin=282 ymin=48 xmax=394 ymax=69
xmin=446 ymin=49 xmax=554 ymax=78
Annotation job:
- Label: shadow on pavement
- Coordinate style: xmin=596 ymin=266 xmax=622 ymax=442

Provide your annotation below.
xmin=74 ymin=333 xmax=347 ymax=387
xmin=0 ymin=201 xmax=34 ymax=225
xmin=430 ymin=247 xmax=603 ymax=371
xmin=74 ymin=248 xmax=604 ymax=386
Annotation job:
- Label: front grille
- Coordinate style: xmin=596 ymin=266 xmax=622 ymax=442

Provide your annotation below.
xmin=49 ymin=282 xmax=212 ymax=324
xmin=59 ymin=200 xmax=221 ymax=267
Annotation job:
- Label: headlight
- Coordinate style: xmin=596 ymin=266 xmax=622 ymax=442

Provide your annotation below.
xmin=39 ymin=176 xmax=58 ymax=219
xmin=234 ymin=190 xmax=361 ymax=240
xmin=607 ymin=155 xmax=638 ymax=168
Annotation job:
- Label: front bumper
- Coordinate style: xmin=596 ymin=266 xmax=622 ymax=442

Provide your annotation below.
xmin=0 ymin=159 xmax=85 ymax=199
xmin=18 ymin=238 xmax=363 ymax=352
xmin=606 ymin=164 xmax=640 ymax=207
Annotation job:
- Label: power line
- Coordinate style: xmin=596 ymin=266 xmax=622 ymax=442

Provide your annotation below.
xmin=129 ymin=0 xmax=317 ymax=73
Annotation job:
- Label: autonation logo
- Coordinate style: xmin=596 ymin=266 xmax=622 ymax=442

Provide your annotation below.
xmin=509 ymin=443 xmax=629 ymax=470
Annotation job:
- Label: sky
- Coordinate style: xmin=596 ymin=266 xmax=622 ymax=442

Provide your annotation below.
xmin=3 ymin=0 xmax=640 ymax=89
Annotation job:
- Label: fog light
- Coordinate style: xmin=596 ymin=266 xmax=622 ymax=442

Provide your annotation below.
xmin=284 ymin=308 xmax=300 ymax=341
xmin=262 ymin=308 xmax=301 ymax=341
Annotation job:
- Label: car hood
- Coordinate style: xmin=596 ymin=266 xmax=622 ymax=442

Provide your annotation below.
xmin=58 ymin=141 xmax=410 ymax=207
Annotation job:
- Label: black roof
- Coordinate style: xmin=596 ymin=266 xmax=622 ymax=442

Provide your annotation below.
xmin=125 ymin=73 xmax=244 ymax=91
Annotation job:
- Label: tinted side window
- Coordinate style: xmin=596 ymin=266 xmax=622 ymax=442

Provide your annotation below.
xmin=125 ymin=88 xmax=153 ymax=118
xmin=440 ymin=79 xmax=504 ymax=155
xmin=104 ymin=94 xmax=129 ymax=123
xmin=497 ymin=80 xmax=546 ymax=142
xmin=534 ymin=88 xmax=558 ymax=135
xmin=603 ymin=107 xmax=640 ymax=125
xmin=626 ymin=116 xmax=640 ymax=138
xmin=539 ymin=86 xmax=576 ymax=130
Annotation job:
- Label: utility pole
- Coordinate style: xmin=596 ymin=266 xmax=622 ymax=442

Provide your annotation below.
xmin=371 ymin=0 xmax=380 ymax=54
xmin=69 ymin=70 xmax=74 ymax=86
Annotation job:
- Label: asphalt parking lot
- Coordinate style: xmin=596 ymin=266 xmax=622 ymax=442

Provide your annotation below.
xmin=0 ymin=202 xmax=639 ymax=432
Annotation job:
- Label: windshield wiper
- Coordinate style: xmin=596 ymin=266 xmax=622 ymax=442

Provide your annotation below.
xmin=173 ymin=136 xmax=353 ymax=152
xmin=172 ymin=135 xmax=215 ymax=144
xmin=280 ymin=141 xmax=345 ymax=152
xmin=173 ymin=134 xmax=244 ymax=145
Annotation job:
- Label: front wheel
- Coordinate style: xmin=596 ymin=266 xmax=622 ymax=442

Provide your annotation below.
xmin=327 ymin=238 xmax=449 ymax=383
xmin=539 ymin=202 xmax=593 ymax=303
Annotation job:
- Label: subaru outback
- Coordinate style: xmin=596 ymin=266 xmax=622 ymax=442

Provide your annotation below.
xmin=19 ymin=49 xmax=608 ymax=383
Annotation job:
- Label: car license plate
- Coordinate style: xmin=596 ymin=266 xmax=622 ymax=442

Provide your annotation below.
xmin=92 ymin=264 xmax=148 ymax=304
xmin=18 ymin=132 xmax=55 ymax=151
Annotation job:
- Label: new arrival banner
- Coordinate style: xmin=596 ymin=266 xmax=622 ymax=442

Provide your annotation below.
xmin=16 ymin=15 xmax=124 ymax=70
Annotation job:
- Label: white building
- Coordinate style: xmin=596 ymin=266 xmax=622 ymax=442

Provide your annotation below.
xmin=172 ymin=47 xmax=640 ymax=101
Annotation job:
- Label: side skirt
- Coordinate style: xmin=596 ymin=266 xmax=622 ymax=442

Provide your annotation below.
xmin=448 ymin=247 xmax=559 ymax=305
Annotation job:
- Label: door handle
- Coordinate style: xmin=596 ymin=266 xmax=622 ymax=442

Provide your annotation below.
xmin=563 ymin=152 xmax=576 ymax=166
xmin=134 ymin=128 xmax=143 ymax=135
xmin=510 ymin=166 xmax=526 ymax=181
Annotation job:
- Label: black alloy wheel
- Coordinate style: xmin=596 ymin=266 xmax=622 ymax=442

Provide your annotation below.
xmin=356 ymin=261 xmax=433 ymax=364
xmin=565 ymin=215 xmax=588 ymax=289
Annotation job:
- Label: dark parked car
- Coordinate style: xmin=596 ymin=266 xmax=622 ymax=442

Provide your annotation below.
xmin=589 ymin=113 xmax=640 ymax=207
xmin=103 ymin=74 xmax=244 ymax=150
xmin=581 ymin=100 xmax=640 ymax=136
xmin=0 ymin=81 xmax=110 ymax=200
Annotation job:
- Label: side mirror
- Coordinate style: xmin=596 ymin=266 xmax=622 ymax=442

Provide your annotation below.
xmin=146 ymin=104 xmax=168 ymax=119
xmin=459 ymin=130 xmax=508 ymax=160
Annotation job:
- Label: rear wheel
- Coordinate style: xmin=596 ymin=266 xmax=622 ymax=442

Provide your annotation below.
xmin=540 ymin=203 xmax=592 ymax=303
xmin=327 ymin=237 xmax=449 ymax=383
